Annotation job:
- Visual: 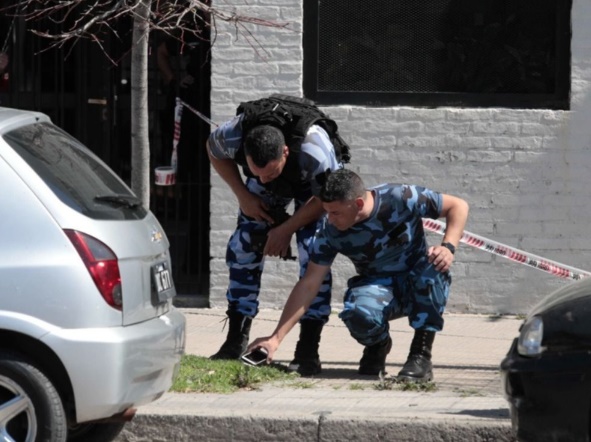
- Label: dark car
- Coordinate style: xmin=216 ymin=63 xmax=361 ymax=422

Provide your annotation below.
xmin=501 ymin=277 xmax=591 ymax=442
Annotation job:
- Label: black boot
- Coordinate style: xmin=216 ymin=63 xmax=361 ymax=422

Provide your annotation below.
xmin=358 ymin=335 xmax=392 ymax=376
xmin=210 ymin=312 xmax=252 ymax=360
xmin=288 ymin=320 xmax=323 ymax=376
xmin=397 ymin=330 xmax=435 ymax=382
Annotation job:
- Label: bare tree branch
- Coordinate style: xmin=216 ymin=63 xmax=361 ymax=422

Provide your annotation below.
xmin=1 ymin=0 xmax=297 ymax=207
xmin=3 ymin=0 xmax=294 ymax=61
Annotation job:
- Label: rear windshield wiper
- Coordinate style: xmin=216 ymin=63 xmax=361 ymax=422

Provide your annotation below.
xmin=94 ymin=194 xmax=141 ymax=209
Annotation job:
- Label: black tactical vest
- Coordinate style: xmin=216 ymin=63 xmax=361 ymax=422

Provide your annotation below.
xmin=233 ymin=94 xmax=351 ymax=198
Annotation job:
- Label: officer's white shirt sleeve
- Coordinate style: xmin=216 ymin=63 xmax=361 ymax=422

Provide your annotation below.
xmin=299 ymin=125 xmax=343 ymax=196
xmin=207 ymin=115 xmax=244 ymax=160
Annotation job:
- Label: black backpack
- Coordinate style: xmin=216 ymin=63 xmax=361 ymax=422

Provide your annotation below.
xmin=236 ymin=94 xmax=351 ymax=164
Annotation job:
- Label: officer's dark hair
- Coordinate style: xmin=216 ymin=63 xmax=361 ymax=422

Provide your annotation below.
xmin=244 ymin=125 xmax=286 ymax=168
xmin=320 ymin=169 xmax=365 ymax=203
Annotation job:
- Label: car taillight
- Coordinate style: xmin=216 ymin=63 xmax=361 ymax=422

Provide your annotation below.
xmin=64 ymin=229 xmax=123 ymax=311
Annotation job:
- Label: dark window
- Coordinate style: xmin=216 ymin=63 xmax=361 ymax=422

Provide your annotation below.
xmin=4 ymin=122 xmax=147 ymax=220
xmin=303 ymin=0 xmax=571 ymax=109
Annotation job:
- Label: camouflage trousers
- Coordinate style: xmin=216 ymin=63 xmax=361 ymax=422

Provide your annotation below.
xmin=224 ymin=178 xmax=332 ymax=321
xmin=339 ymin=257 xmax=451 ymax=346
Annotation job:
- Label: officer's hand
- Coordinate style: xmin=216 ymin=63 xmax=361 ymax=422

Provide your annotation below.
xmin=264 ymin=225 xmax=292 ymax=257
xmin=246 ymin=336 xmax=279 ymax=363
xmin=238 ymin=194 xmax=274 ymax=223
xmin=427 ymin=245 xmax=454 ymax=272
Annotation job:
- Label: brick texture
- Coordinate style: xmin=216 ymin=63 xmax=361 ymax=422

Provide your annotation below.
xmin=207 ymin=0 xmax=591 ymax=315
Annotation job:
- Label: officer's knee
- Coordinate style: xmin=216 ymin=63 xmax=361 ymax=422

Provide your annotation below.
xmin=339 ymin=307 xmax=386 ymax=346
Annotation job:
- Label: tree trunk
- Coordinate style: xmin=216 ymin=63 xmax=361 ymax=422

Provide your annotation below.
xmin=130 ymin=0 xmax=152 ymax=208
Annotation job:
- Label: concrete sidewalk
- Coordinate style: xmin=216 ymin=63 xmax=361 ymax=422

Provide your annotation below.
xmin=117 ymin=308 xmax=521 ymax=441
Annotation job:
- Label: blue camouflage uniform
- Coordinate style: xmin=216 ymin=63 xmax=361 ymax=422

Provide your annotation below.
xmin=309 ymin=183 xmax=451 ymax=346
xmin=208 ymin=114 xmax=342 ymax=321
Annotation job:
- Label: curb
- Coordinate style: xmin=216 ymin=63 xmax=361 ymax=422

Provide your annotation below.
xmin=118 ymin=413 xmax=515 ymax=441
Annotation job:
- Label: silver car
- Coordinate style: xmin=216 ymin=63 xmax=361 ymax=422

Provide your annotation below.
xmin=0 ymin=107 xmax=186 ymax=441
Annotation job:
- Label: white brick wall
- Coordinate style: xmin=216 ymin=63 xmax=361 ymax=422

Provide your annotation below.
xmin=207 ymin=0 xmax=591 ymax=315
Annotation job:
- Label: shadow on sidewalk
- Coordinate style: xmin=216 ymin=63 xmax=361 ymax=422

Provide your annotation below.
xmin=448 ymin=408 xmax=510 ymax=419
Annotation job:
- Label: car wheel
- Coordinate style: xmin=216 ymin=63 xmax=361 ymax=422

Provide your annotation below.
xmin=0 ymin=351 xmax=67 ymax=442
xmin=67 ymin=422 xmax=126 ymax=442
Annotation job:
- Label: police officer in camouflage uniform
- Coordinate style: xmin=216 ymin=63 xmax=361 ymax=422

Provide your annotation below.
xmin=206 ymin=115 xmax=342 ymax=376
xmin=247 ymin=169 xmax=469 ymax=381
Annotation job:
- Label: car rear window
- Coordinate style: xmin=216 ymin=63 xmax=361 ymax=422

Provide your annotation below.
xmin=4 ymin=122 xmax=148 ymax=220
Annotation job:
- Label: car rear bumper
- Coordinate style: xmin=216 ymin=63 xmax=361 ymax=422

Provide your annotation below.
xmin=43 ymin=307 xmax=186 ymax=423
xmin=501 ymin=338 xmax=591 ymax=442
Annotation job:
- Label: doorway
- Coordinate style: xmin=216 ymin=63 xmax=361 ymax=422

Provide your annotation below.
xmin=2 ymin=14 xmax=211 ymax=303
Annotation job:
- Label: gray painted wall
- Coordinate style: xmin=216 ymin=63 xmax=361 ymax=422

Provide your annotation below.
xmin=206 ymin=0 xmax=591 ymax=315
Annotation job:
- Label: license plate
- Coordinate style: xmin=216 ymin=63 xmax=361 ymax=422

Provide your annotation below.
xmin=151 ymin=262 xmax=175 ymax=303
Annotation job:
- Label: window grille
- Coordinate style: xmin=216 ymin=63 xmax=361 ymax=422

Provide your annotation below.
xmin=303 ymin=0 xmax=571 ymax=109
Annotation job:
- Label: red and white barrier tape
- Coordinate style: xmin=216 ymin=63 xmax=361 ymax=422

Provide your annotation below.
xmin=179 ymin=99 xmax=219 ymax=128
xmin=423 ymin=219 xmax=591 ymax=281
xmin=171 ymin=98 xmax=183 ymax=172
xmin=171 ymin=99 xmax=218 ymax=172
xmin=174 ymin=99 xmax=588 ymax=281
